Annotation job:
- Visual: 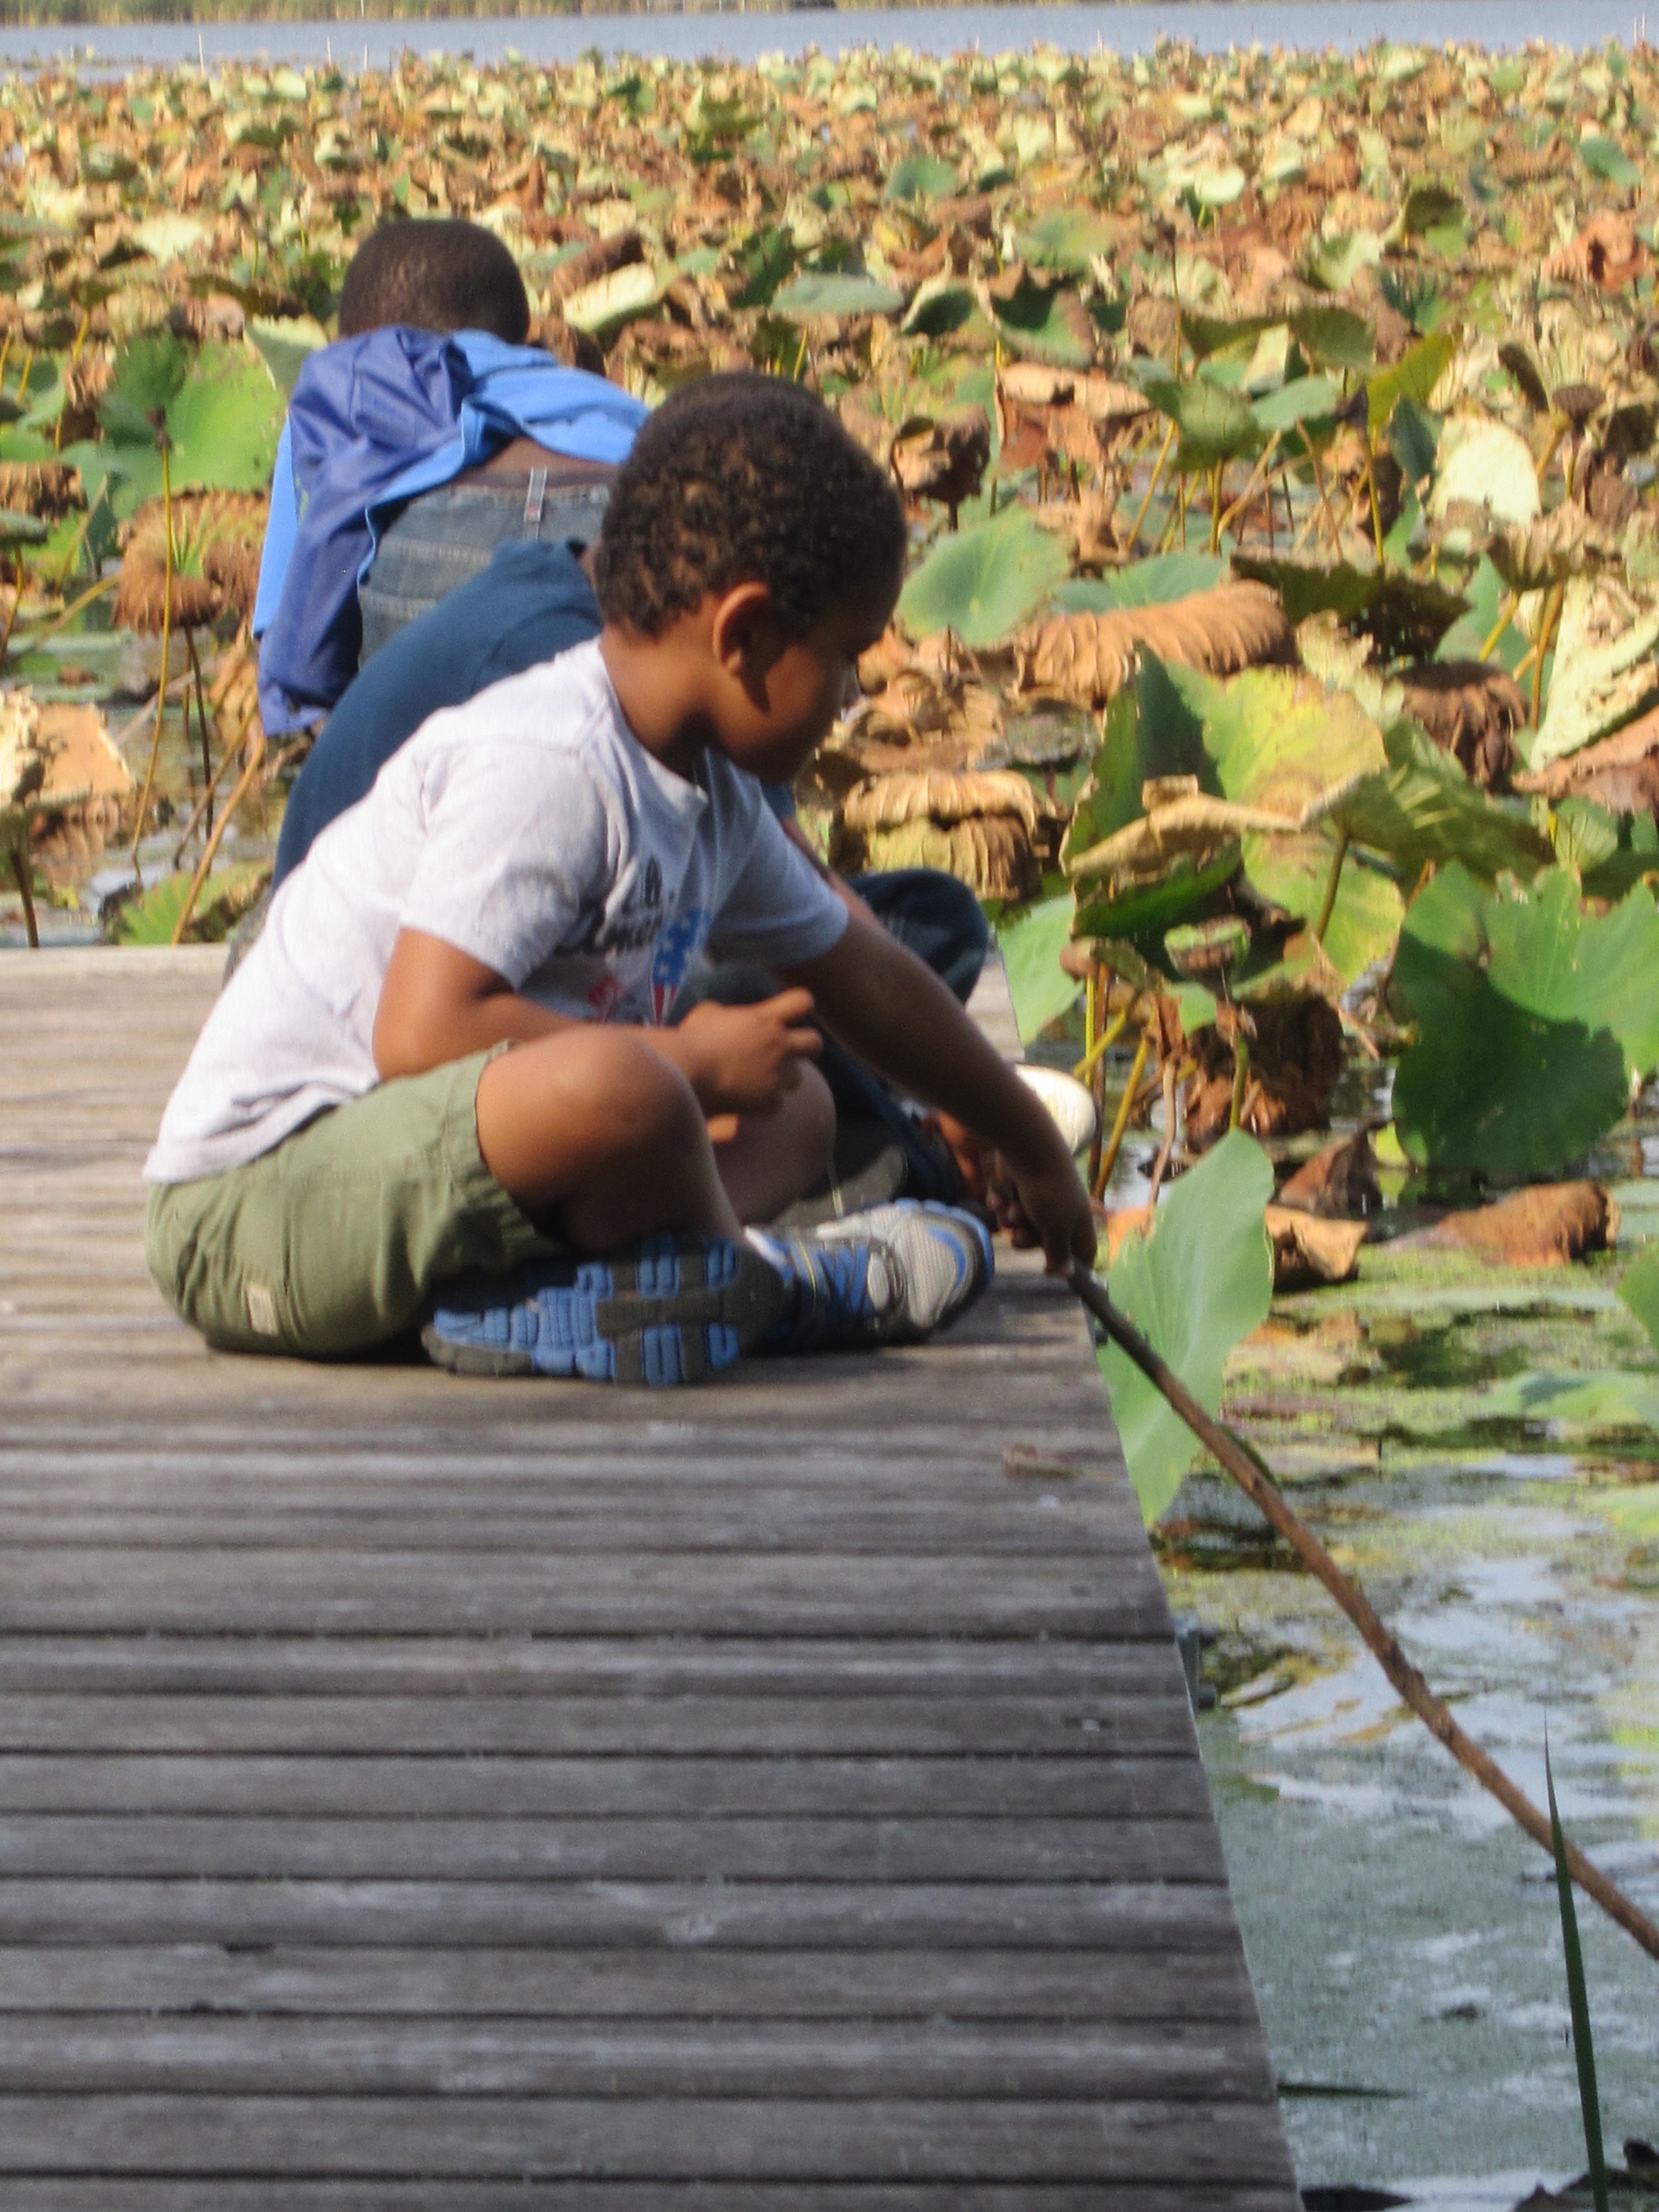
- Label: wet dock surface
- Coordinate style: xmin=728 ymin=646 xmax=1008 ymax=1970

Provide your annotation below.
xmin=0 ymin=946 xmax=1298 ymax=2208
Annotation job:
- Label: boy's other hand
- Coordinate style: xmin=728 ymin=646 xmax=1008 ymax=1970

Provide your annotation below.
xmin=674 ymin=990 xmax=822 ymax=1118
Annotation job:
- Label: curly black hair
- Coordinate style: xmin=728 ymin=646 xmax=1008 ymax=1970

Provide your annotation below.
xmin=593 ymin=373 xmax=907 ymax=640
xmin=338 ymin=218 xmax=530 ymax=344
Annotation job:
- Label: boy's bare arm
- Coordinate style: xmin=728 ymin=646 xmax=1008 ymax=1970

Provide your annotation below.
xmin=776 ymin=915 xmax=1096 ymax=1273
xmin=373 ymin=928 xmax=820 ymax=1119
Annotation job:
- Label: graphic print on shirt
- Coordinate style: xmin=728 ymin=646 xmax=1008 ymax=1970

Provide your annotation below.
xmin=650 ymin=906 xmax=712 ymax=1024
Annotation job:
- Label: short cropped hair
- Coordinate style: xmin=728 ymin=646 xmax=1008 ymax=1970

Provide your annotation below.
xmin=337 ymin=219 xmax=530 ymax=344
xmin=593 ymin=373 xmax=907 ymax=640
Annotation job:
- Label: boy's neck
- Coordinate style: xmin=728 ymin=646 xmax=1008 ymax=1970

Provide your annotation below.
xmin=599 ymin=621 xmax=714 ymax=784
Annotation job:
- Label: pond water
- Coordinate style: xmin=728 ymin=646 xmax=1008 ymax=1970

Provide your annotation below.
xmin=0 ymin=0 xmax=1640 ymax=75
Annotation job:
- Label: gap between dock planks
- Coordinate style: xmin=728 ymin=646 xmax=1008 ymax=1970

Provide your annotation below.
xmin=0 ymin=946 xmax=1299 ymax=2207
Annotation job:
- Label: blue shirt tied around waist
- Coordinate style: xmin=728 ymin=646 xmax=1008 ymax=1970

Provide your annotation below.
xmin=252 ymin=328 xmax=648 ymax=740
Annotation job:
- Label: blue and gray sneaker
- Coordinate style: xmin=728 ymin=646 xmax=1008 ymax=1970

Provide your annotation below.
xmin=421 ymin=1233 xmax=789 ymax=1386
xmin=750 ymin=1200 xmax=993 ymax=1351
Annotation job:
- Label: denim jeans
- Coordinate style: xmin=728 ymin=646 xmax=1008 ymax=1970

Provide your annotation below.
xmin=358 ymin=480 xmax=612 ymax=666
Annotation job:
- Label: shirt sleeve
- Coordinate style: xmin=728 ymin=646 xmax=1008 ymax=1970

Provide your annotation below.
xmin=708 ymin=798 xmax=849 ymax=967
xmin=399 ymin=733 xmax=613 ymax=988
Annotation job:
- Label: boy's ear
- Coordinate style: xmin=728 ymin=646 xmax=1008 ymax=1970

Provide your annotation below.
xmin=709 ymin=582 xmax=785 ymax=679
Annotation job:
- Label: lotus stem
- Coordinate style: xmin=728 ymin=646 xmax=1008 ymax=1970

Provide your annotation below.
xmin=1067 ymin=1267 xmax=1659 ymax=1970
xmin=1093 ymin=1025 xmax=1152 ymax=1201
xmin=1364 ymin=443 xmax=1386 ymax=564
xmin=1478 ymin=593 xmax=1518 ymax=665
xmin=1228 ymin=1031 xmax=1251 ymax=1132
xmin=1217 ymin=431 xmax=1282 ymax=541
xmin=1145 ymin=1057 xmax=1180 ymax=1208
xmin=171 ymin=685 xmax=256 ymax=868
xmin=1073 ymin=998 xmax=1132 ymax=1084
xmin=0 ymin=555 xmax=24 ymax=672
xmin=1125 ymin=418 xmax=1177 ymax=553
xmin=185 ymin=628 xmax=213 ymax=837
xmin=1312 ymin=826 xmax=1350 ymax=944
xmin=8 ymin=838 xmax=38 ymax=949
xmin=14 ymin=346 xmax=33 ymax=405
xmin=170 ymin=725 xmax=265 ymax=947
xmin=130 ymin=445 xmax=177 ymax=878
xmin=15 ymin=567 xmax=117 ymax=654
xmin=1178 ymin=472 xmax=1188 ymax=550
xmin=1531 ymin=579 xmax=1564 ymax=730
xmin=1208 ymin=461 xmax=1224 ymax=556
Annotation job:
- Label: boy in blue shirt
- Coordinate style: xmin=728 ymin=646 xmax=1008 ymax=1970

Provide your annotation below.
xmin=147 ymin=376 xmax=1094 ymax=1386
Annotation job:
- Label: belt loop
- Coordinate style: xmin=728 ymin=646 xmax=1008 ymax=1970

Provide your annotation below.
xmin=524 ymin=467 xmax=548 ymax=528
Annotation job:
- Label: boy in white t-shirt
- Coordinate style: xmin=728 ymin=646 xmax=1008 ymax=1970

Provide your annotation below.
xmin=145 ymin=375 xmax=1095 ymax=1386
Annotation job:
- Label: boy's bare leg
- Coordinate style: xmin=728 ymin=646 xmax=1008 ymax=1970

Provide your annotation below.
xmin=477 ymin=1029 xmax=745 ymax=1251
xmin=712 ymin=1063 xmax=835 ymax=1226
xmin=474 ymin=1032 xmax=835 ymax=1253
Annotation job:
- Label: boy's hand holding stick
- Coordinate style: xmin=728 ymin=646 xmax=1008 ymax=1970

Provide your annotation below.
xmin=783 ymin=911 xmax=1097 ymax=1277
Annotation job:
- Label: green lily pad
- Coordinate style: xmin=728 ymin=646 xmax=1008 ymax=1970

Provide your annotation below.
xmin=1073 ymin=845 xmax=1243 ymax=961
xmin=996 ymin=889 xmax=1079 ymax=1041
xmin=985 ymin=270 xmax=1094 ymax=370
xmin=1367 ymin=326 xmax=1459 ymax=436
xmin=1617 ymin=1246 xmax=1659 ymax=1359
xmin=1178 ymin=309 xmax=1278 ymax=363
xmin=897 ymin=504 xmax=1070 ymax=649
xmin=1400 ymin=181 xmax=1463 ymax=237
xmin=770 ymin=271 xmax=905 ymax=321
xmin=1391 ymin=866 xmax=1659 ymax=1181
xmin=885 ymin=151 xmax=959 ymax=204
xmin=1250 ymin=376 xmax=1341 ymax=436
xmin=1339 ymin=718 xmax=1553 ymax=886
xmin=1142 ymin=372 xmax=1264 ymax=471
xmin=1098 ymin=1129 xmax=1275 ymax=1523
xmin=1016 ymin=208 xmax=1120 ymax=275
xmin=1288 ymin=304 xmax=1375 ymax=371
xmin=1579 ymin=134 xmax=1641 ymax=192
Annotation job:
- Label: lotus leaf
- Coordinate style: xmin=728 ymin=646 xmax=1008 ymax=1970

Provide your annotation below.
xmin=1072 ymin=845 xmax=1244 ymax=959
xmin=1530 ymin=575 xmax=1659 ymax=769
xmin=1618 ymin=1245 xmax=1659 ymax=1359
xmin=996 ymin=889 xmax=1079 ymax=1040
xmin=1367 ymin=327 xmax=1459 ymax=435
xmin=982 ymin=271 xmax=1094 ymax=371
xmin=897 ymin=505 xmax=1070 ymax=649
xmin=1142 ymin=373 xmax=1264 ymax=471
xmin=769 ymin=270 xmax=906 ymax=322
xmin=1391 ymin=865 xmax=1659 ymax=1180
xmin=1098 ymin=1129 xmax=1275 ymax=1523
xmin=1250 ymin=376 xmax=1341 ymax=436
xmin=885 ymin=152 xmax=959 ymax=205
xmin=1428 ymin=413 xmax=1541 ymax=527
xmin=1016 ymin=210 xmax=1121 ymax=276
xmin=562 ymin=261 xmax=666 ymax=336
xmin=1288 ymin=305 xmax=1376 ymax=372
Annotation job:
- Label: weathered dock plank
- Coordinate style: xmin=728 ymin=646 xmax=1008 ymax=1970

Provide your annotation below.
xmin=0 ymin=947 xmax=1299 ymax=2207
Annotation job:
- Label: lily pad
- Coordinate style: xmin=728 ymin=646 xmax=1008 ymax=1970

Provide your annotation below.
xmin=1390 ymin=865 xmax=1659 ymax=1181
xmin=996 ymin=889 xmax=1079 ymax=1040
xmin=984 ymin=270 xmax=1094 ymax=370
xmin=1288 ymin=305 xmax=1375 ymax=372
xmin=897 ymin=504 xmax=1070 ymax=649
xmin=771 ymin=270 xmax=905 ymax=321
xmin=1099 ymin=1129 xmax=1275 ymax=1523
xmin=885 ymin=151 xmax=959 ymax=204
xmin=1142 ymin=373 xmax=1264 ymax=471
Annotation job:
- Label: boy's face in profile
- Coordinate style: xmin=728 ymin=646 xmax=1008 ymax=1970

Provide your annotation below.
xmin=711 ymin=572 xmax=899 ymax=788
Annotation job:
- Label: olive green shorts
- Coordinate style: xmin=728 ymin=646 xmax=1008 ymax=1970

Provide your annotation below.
xmin=145 ymin=1049 xmax=561 ymax=1358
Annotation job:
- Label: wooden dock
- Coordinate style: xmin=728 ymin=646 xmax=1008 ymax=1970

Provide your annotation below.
xmin=0 ymin=947 xmax=1300 ymax=2209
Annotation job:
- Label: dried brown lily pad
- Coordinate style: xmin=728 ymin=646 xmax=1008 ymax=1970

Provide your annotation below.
xmin=1395 ymin=1183 xmax=1617 ymax=1268
xmin=0 ymin=462 xmax=82 ymax=520
xmin=1183 ymin=996 xmax=1346 ymax=1152
xmin=889 ymin=408 xmax=990 ymax=521
xmin=1545 ymin=213 xmax=1650 ymax=293
xmin=1514 ymin=701 xmax=1659 ymax=817
xmin=1394 ymin=660 xmax=1525 ymax=788
xmin=1010 ymin=581 xmax=1295 ymax=710
xmin=115 ymin=493 xmax=266 ymax=633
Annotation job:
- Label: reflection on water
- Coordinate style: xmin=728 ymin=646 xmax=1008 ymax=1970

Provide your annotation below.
xmin=0 ymin=0 xmax=1639 ymax=73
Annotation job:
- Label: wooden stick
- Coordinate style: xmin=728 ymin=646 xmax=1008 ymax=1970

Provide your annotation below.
xmin=1068 ymin=1267 xmax=1659 ymax=1967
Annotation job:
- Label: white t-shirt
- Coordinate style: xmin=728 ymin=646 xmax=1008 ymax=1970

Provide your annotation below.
xmin=145 ymin=640 xmax=848 ymax=1185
